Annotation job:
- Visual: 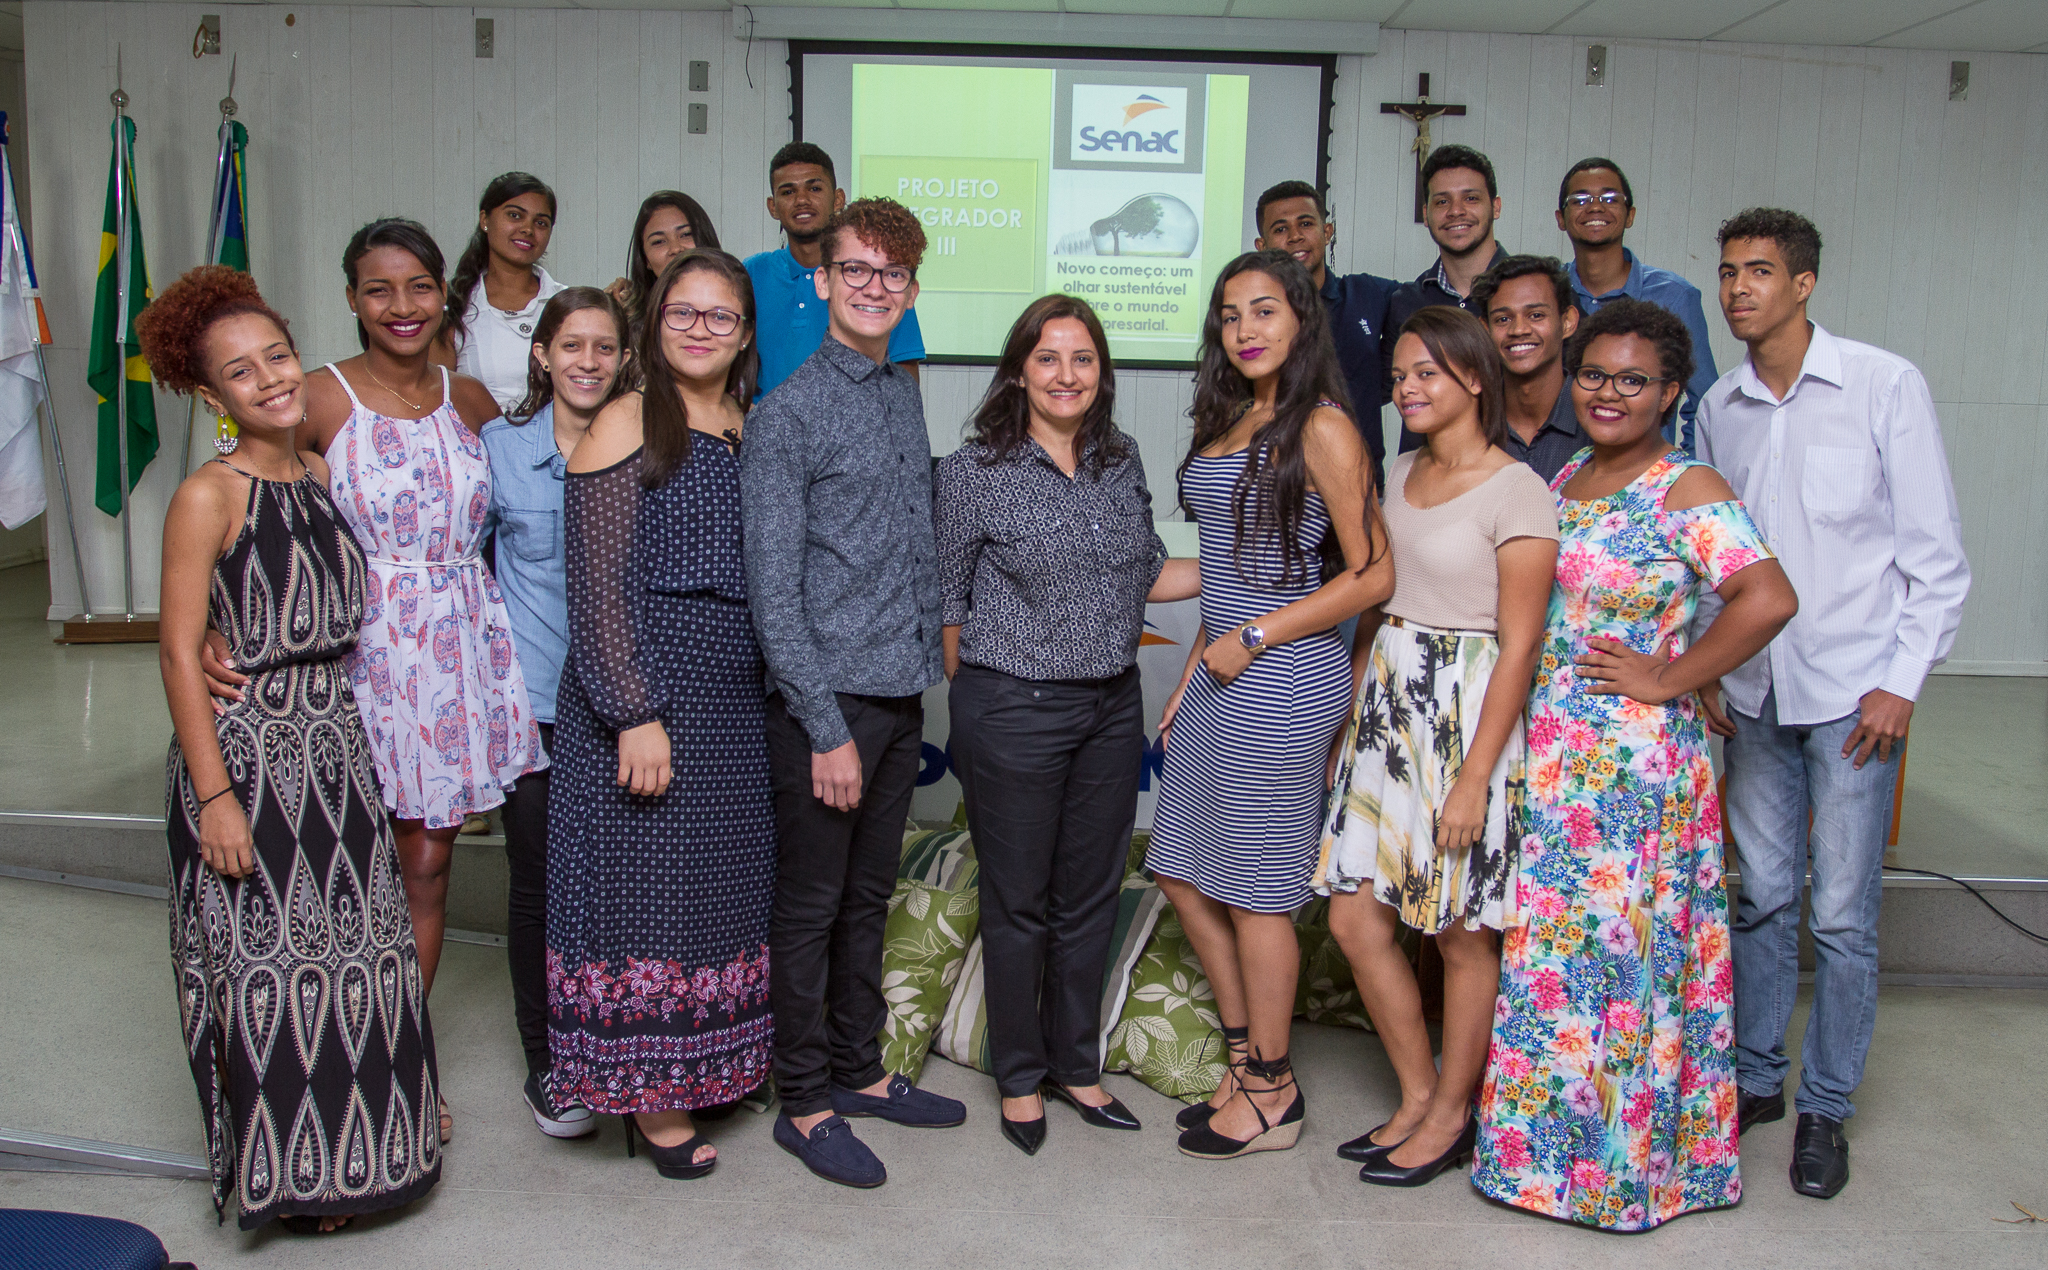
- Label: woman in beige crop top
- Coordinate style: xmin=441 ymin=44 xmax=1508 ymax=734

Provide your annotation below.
xmin=1313 ymin=306 xmax=1559 ymax=1188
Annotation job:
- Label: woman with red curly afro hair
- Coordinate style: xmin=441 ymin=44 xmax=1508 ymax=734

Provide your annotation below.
xmin=199 ymin=220 xmax=541 ymax=1147
xmin=143 ymin=264 xmax=442 ymax=1233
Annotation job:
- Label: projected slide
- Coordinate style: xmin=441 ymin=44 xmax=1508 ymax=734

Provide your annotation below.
xmin=849 ymin=64 xmax=1250 ymax=365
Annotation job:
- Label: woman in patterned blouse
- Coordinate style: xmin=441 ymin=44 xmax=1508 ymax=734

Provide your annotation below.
xmin=935 ymin=294 xmax=1197 ymax=1155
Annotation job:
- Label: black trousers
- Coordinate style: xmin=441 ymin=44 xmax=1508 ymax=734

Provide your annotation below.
xmin=766 ymin=690 xmax=925 ymax=1116
xmin=504 ymin=720 xmax=553 ymax=1078
xmin=948 ymin=665 xmax=1144 ymax=1097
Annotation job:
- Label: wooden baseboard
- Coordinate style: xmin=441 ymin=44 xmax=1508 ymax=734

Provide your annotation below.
xmin=55 ymin=615 xmax=159 ymax=644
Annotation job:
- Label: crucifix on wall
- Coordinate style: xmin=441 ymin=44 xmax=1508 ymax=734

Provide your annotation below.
xmin=1381 ymin=73 xmax=1467 ymax=223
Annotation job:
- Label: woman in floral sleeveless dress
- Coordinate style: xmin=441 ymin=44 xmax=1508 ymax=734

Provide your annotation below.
xmin=296 ymin=220 xmax=539 ymax=1141
xmin=1474 ymin=301 xmax=1796 ymax=1230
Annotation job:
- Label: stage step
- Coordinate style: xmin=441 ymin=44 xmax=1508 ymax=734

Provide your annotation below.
xmin=4 ymin=810 xmax=2042 ymax=982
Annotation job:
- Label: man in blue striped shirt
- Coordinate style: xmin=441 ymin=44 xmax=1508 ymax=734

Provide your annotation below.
xmin=1557 ymin=157 xmax=1718 ymax=451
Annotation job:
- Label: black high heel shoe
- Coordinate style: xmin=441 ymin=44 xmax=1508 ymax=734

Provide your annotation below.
xmin=1337 ymin=1122 xmax=1407 ymax=1164
xmin=1357 ymin=1117 xmax=1476 ymax=1187
xmin=624 ymin=1113 xmax=717 ymax=1180
xmin=1000 ymin=1113 xmax=1047 ymax=1156
xmin=1176 ymin=1025 xmax=1250 ymax=1132
xmin=1041 ymin=1083 xmax=1141 ymax=1131
xmin=1177 ymin=1051 xmax=1304 ymax=1160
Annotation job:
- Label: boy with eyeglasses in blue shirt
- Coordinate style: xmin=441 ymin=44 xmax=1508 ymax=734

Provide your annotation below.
xmin=1557 ymin=157 xmax=1718 ymax=450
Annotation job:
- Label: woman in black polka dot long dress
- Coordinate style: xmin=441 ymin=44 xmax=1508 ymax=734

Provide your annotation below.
xmin=546 ymin=249 xmax=773 ymax=1178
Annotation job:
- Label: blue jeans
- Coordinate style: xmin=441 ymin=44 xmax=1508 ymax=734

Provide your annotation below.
xmin=1724 ymin=688 xmax=1898 ymax=1122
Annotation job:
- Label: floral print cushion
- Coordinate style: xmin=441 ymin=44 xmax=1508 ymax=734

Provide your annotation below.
xmin=878 ymin=879 xmax=980 ymax=1082
xmin=1103 ymin=907 xmax=1228 ymax=1101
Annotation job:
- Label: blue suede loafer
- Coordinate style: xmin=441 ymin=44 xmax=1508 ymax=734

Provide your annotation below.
xmin=773 ymin=1113 xmax=886 ymax=1189
xmin=829 ymin=1073 xmax=967 ymax=1128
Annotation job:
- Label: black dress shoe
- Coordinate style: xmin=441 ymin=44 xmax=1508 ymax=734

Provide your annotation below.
xmin=1357 ymin=1118 xmax=1477 ymax=1188
xmin=1790 ymin=1113 xmax=1849 ymax=1198
xmin=1336 ymin=1122 xmax=1405 ymax=1163
xmin=1737 ymin=1086 xmax=1785 ymax=1136
xmin=1000 ymin=1115 xmax=1047 ymax=1156
xmin=1041 ymin=1083 xmax=1141 ymax=1131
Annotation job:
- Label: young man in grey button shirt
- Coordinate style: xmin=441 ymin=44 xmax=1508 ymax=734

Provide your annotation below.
xmin=741 ymin=198 xmax=965 ymax=1188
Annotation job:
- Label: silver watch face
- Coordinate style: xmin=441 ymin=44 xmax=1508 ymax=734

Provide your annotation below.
xmin=1240 ymin=624 xmax=1264 ymax=650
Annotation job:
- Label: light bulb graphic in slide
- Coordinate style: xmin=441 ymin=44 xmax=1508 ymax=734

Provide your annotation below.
xmin=1053 ymin=193 xmax=1200 ymax=257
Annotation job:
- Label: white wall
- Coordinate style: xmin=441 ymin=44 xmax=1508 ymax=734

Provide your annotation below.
xmin=20 ymin=5 xmax=2048 ymax=669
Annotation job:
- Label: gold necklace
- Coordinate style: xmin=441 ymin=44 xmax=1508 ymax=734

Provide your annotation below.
xmin=364 ymin=364 xmax=426 ymax=413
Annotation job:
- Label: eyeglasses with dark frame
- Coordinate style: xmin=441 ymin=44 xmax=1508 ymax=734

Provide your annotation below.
xmin=1574 ymin=366 xmax=1673 ymax=397
xmin=829 ymin=260 xmax=915 ymax=293
xmin=1563 ymin=191 xmax=1629 ymax=209
xmin=661 ymin=304 xmax=743 ymax=336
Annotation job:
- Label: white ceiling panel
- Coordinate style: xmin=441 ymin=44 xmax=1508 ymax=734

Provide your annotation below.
xmin=914 ymin=0 xmax=1064 ymax=11
xmin=1717 ymin=0 xmax=1966 ymax=47
xmin=1064 ymin=0 xmax=1233 ymax=15
xmin=1379 ymin=0 xmax=1591 ymax=35
xmin=1548 ymin=0 xmax=1778 ymax=42
xmin=1874 ymin=0 xmax=2048 ymax=51
xmin=1228 ymin=0 xmax=1405 ymax=19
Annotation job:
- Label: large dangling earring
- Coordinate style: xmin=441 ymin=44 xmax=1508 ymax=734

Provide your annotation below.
xmin=213 ymin=412 xmax=240 ymax=455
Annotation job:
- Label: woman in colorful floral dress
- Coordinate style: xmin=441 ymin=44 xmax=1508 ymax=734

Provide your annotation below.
xmin=1474 ymin=299 xmax=1797 ymax=1230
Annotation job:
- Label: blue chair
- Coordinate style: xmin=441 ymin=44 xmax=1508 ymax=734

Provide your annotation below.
xmin=0 ymin=1208 xmax=187 ymax=1270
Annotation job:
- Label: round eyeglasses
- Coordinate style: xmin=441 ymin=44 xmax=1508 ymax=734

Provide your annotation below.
xmin=1574 ymin=367 xmax=1672 ymax=397
xmin=661 ymin=304 xmax=742 ymax=336
xmin=830 ymin=260 xmax=915 ymax=293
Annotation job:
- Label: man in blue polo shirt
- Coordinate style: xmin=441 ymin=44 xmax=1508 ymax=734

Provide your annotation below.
xmin=1556 ymin=157 xmax=1717 ymax=449
xmin=746 ymin=141 xmax=925 ymax=395
xmin=1253 ymin=179 xmax=1397 ymax=491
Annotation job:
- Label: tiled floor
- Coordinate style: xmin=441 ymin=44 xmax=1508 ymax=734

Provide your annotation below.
xmin=3 ymin=875 xmax=2045 ymax=1268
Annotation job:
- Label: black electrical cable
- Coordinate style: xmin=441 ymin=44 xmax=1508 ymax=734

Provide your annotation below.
xmin=1882 ymin=866 xmax=2048 ymax=945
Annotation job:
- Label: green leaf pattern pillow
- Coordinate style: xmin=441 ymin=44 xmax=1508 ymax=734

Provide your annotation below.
xmin=1103 ymin=909 xmax=1228 ymax=1101
xmin=879 ymin=879 xmax=981 ymax=1082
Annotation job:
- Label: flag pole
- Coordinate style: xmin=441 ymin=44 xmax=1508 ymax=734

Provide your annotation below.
xmin=111 ymin=65 xmax=134 ymax=620
xmin=182 ymin=57 xmax=238 ymax=477
xmin=0 ymin=112 xmax=91 ymax=620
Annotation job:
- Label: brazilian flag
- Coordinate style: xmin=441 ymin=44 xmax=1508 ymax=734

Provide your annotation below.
xmin=89 ymin=115 xmax=155 ymax=517
xmin=209 ymin=119 xmax=248 ymax=271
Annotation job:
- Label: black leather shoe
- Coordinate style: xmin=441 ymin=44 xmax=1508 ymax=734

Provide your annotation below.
xmin=1336 ymin=1122 xmax=1405 ymax=1164
xmin=1041 ymin=1083 xmax=1141 ymax=1131
xmin=1357 ymin=1118 xmax=1477 ymax=1188
xmin=1000 ymin=1115 xmax=1047 ymax=1156
xmin=1737 ymin=1086 xmax=1786 ymax=1136
xmin=1790 ymin=1113 xmax=1849 ymax=1198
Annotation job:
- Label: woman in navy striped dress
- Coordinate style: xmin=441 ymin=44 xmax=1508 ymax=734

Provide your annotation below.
xmin=1148 ymin=251 xmax=1393 ymax=1160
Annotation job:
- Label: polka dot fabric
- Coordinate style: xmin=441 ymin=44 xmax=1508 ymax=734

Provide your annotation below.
xmin=545 ymin=439 xmax=776 ymax=1113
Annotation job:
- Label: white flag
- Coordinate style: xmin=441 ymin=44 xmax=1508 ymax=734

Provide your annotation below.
xmin=0 ymin=135 xmax=47 ymax=530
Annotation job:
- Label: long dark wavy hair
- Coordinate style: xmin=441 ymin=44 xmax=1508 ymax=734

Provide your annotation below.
xmin=448 ymin=172 xmax=557 ymax=342
xmin=1181 ymin=249 xmax=1375 ymax=588
xmin=637 ymin=248 xmax=759 ymax=490
xmin=507 ymin=287 xmax=630 ymax=424
xmin=966 ymin=294 xmax=1129 ymax=477
xmin=342 ymin=218 xmax=447 ymax=350
xmin=1397 ymin=306 xmax=1509 ymax=449
xmin=621 ymin=191 xmax=721 ymax=323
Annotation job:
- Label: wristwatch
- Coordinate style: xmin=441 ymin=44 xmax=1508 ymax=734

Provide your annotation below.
xmin=1237 ymin=623 xmax=1267 ymax=655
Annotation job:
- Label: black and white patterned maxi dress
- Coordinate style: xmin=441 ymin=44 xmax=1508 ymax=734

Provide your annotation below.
xmin=166 ymin=467 xmax=442 ymax=1228
xmin=546 ymin=438 xmax=776 ymax=1113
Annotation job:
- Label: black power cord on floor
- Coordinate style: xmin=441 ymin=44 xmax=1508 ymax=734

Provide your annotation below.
xmin=1883 ymin=866 xmax=2048 ymax=945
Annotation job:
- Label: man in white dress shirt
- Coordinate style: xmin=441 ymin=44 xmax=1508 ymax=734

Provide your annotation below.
xmin=1696 ymin=208 xmax=1970 ymax=1201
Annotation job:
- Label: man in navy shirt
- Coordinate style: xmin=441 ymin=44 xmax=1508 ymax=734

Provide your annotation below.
xmin=1470 ymin=255 xmax=1583 ymax=484
xmin=1386 ymin=144 xmax=1509 ymax=455
xmin=1252 ymin=179 xmax=1397 ymax=490
xmin=1557 ymin=157 xmax=1718 ymax=449
xmin=745 ymin=142 xmax=925 ymax=395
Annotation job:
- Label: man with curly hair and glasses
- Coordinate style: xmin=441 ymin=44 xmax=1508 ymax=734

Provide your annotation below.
xmin=741 ymin=197 xmax=965 ymax=1189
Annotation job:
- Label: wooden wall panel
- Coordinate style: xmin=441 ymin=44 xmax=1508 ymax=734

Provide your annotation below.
xmin=17 ymin=7 xmax=2047 ymax=668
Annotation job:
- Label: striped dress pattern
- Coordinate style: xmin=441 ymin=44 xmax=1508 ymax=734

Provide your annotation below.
xmin=1145 ymin=449 xmax=1354 ymax=913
